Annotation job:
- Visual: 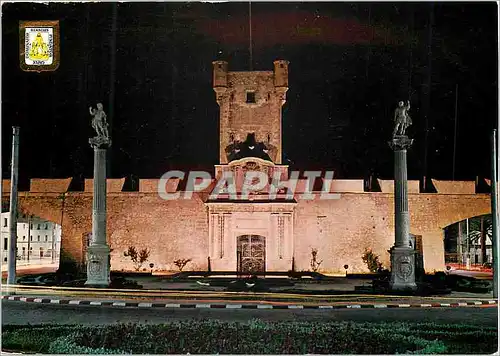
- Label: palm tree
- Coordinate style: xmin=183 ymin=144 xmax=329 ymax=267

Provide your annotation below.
xmin=465 ymin=215 xmax=492 ymax=246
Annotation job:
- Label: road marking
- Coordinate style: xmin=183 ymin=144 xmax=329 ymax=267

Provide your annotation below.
xmin=68 ymin=300 xmax=80 ymax=305
xmin=20 ymin=297 xmax=27 ymax=302
xmin=288 ymin=305 xmax=304 ymax=309
xmin=318 ymin=306 xmax=333 ymax=309
xmin=440 ymin=303 xmax=451 ymax=307
xmin=257 ymin=304 xmax=273 ymax=309
xmin=33 ymin=298 xmax=43 ymax=303
xmin=50 ymin=299 xmax=60 ymax=304
xmin=420 ymin=304 xmax=432 ymax=307
xmin=89 ymin=301 xmax=102 ymax=306
xmin=138 ymin=303 xmax=152 ymax=308
xmin=488 ymin=300 xmax=497 ymax=304
xmin=226 ymin=304 xmax=242 ymax=309
xmin=8 ymin=296 xmax=16 ymax=301
xmin=398 ymin=304 xmax=411 ymax=308
xmin=112 ymin=302 xmax=126 ymax=307
xmin=195 ymin=304 xmax=211 ymax=308
xmin=165 ymin=304 xmax=181 ymax=308
xmin=473 ymin=301 xmax=482 ymax=305
xmin=374 ymin=304 xmax=387 ymax=308
xmin=347 ymin=305 xmax=361 ymax=309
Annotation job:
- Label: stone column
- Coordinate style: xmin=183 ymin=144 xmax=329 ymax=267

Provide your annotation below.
xmin=85 ymin=136 xmax=111 ymax=287
xmin=388 ymin=135 xmax=417 ymax=291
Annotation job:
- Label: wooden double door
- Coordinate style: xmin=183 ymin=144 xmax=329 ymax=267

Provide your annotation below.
xmin=237 ymin=235 xmax=266 ymax=273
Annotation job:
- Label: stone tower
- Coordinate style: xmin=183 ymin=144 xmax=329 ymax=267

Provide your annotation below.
xmin=212 ymin=60 xmax=289 ymax=166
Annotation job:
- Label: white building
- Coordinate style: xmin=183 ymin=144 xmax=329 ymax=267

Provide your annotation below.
xmin=1 ymin=212 xmax=61 ymax=262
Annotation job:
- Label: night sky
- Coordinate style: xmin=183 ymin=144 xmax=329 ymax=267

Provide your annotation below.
xmin=1 ymin=2 xmax=498 ymax=190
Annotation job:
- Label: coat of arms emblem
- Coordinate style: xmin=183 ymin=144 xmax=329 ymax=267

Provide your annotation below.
xmin=396 ymin=255 xmax=413 ymax=281
xmin=19 ymin=20 xmax=60 ymax=72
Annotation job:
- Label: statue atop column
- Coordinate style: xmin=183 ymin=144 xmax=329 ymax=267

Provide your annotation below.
xmin=393 ymin=100 xmax=412 ymax=138
xmin=89 ymin=103 xmax=111 ymax=148
xmin=388 ymin=100 xmax=417 ymax=291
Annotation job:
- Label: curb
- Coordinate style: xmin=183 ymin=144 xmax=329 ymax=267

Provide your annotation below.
xmin=2 ymin=295 xmax=497 ymax=310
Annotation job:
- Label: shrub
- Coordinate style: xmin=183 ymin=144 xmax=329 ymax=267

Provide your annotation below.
xmin=123 ymin=246 xmax=150 ymax=271
xmin=53 ymin=322 xmax=441 ymax=354
xmin=1 ymin=325 xmax=77 ymax=353
xmin=310 ymin=248 xmax=323 ymax=272
xmin=362 ymin=248 xmax=383 ymax=272
xmin=48 ymin=334 xmax=125 ymax=354
xmin=173 ymin=258 xmax=192 ymax=272
xmin=2 ymin=321 xmax=497 ymax=354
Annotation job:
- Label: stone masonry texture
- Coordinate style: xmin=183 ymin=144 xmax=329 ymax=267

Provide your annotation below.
xmin=1 ymin=180 xmax=491 ymax=274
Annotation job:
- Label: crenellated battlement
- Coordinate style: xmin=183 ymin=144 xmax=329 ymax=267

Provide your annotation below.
xmin=0 ymin=177 xmax=492 ymax=195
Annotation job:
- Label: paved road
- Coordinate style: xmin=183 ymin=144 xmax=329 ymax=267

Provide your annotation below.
xmin=2 ymin=300 xmax=497 ymax=326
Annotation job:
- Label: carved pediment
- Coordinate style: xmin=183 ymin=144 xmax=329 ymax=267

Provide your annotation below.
xmin=243 ymin=161 xmax=259 ymax=171
xmin=227 ymin=157 xmax=275 ymax=177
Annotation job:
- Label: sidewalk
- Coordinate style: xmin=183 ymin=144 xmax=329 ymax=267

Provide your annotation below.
xmin=1 ymin=261 xmax=58 ymax=272
xmin=1 ymin=262 xmax=58 ymax=279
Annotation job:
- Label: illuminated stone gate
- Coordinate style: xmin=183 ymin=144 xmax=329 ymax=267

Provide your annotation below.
xmin=0 ymin=60 xmax=493 ymax=274
xmin=206 ymin=202 xmax=295 ymax=272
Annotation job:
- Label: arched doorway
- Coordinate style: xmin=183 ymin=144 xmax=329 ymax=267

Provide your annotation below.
xmin=444 ymin=214 xmax=492 ymax=269
xmin=237 ymin=235 xmax=266 ymax=273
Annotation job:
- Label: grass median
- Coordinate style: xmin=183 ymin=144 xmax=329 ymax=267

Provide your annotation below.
xmin=2 ymin=320 xmax=497 ymax=354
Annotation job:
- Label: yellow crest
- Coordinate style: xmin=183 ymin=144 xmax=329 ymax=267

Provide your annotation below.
xmin=19 ymin=20 xmax=60 ymax=72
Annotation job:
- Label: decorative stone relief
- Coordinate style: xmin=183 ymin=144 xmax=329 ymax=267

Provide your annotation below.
xmin=278 ymin=215 xmax=285 ymax=259
xmin=218 ymin=214 xmax=224 ymax=258
xmin=210 ymin=214 xmax=216 ymax=256
xmin=395 ymin=255 xmax=413 ymax=281
xmin=88 ymin=252 xmax=103 ymax=277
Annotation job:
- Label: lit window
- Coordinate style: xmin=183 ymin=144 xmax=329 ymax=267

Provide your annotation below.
xmin=246 ymin=92 xmax=256 ymax=103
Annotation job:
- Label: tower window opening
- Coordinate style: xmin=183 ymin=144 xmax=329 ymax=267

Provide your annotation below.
xmin=246 ymin=92 xmax=256 ymax=103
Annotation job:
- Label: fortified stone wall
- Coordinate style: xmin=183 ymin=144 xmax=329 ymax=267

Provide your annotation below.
xmin=1 ymin=178 xmax=491 ymax=273
xmin=293 ymin=192 xmax=490 ymax=273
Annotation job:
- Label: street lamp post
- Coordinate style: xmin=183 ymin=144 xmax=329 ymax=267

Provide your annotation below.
xmin=7 ymin=127 xmax=20 ymax=285
xmin=491 ymin=129 xmax=498 ymax=298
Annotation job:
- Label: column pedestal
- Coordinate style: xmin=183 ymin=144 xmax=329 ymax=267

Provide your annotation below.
xmin=389 ymin=246 xmax=417 ymax=290
xmin=388 ymin=135 xmax=417 ymax=291
xmin=85 ymin=244 xmax=111 ymax=286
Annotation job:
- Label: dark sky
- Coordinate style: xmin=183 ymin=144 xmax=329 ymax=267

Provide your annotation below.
xmin=1 ymin=2 xmax=498 ymax=189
